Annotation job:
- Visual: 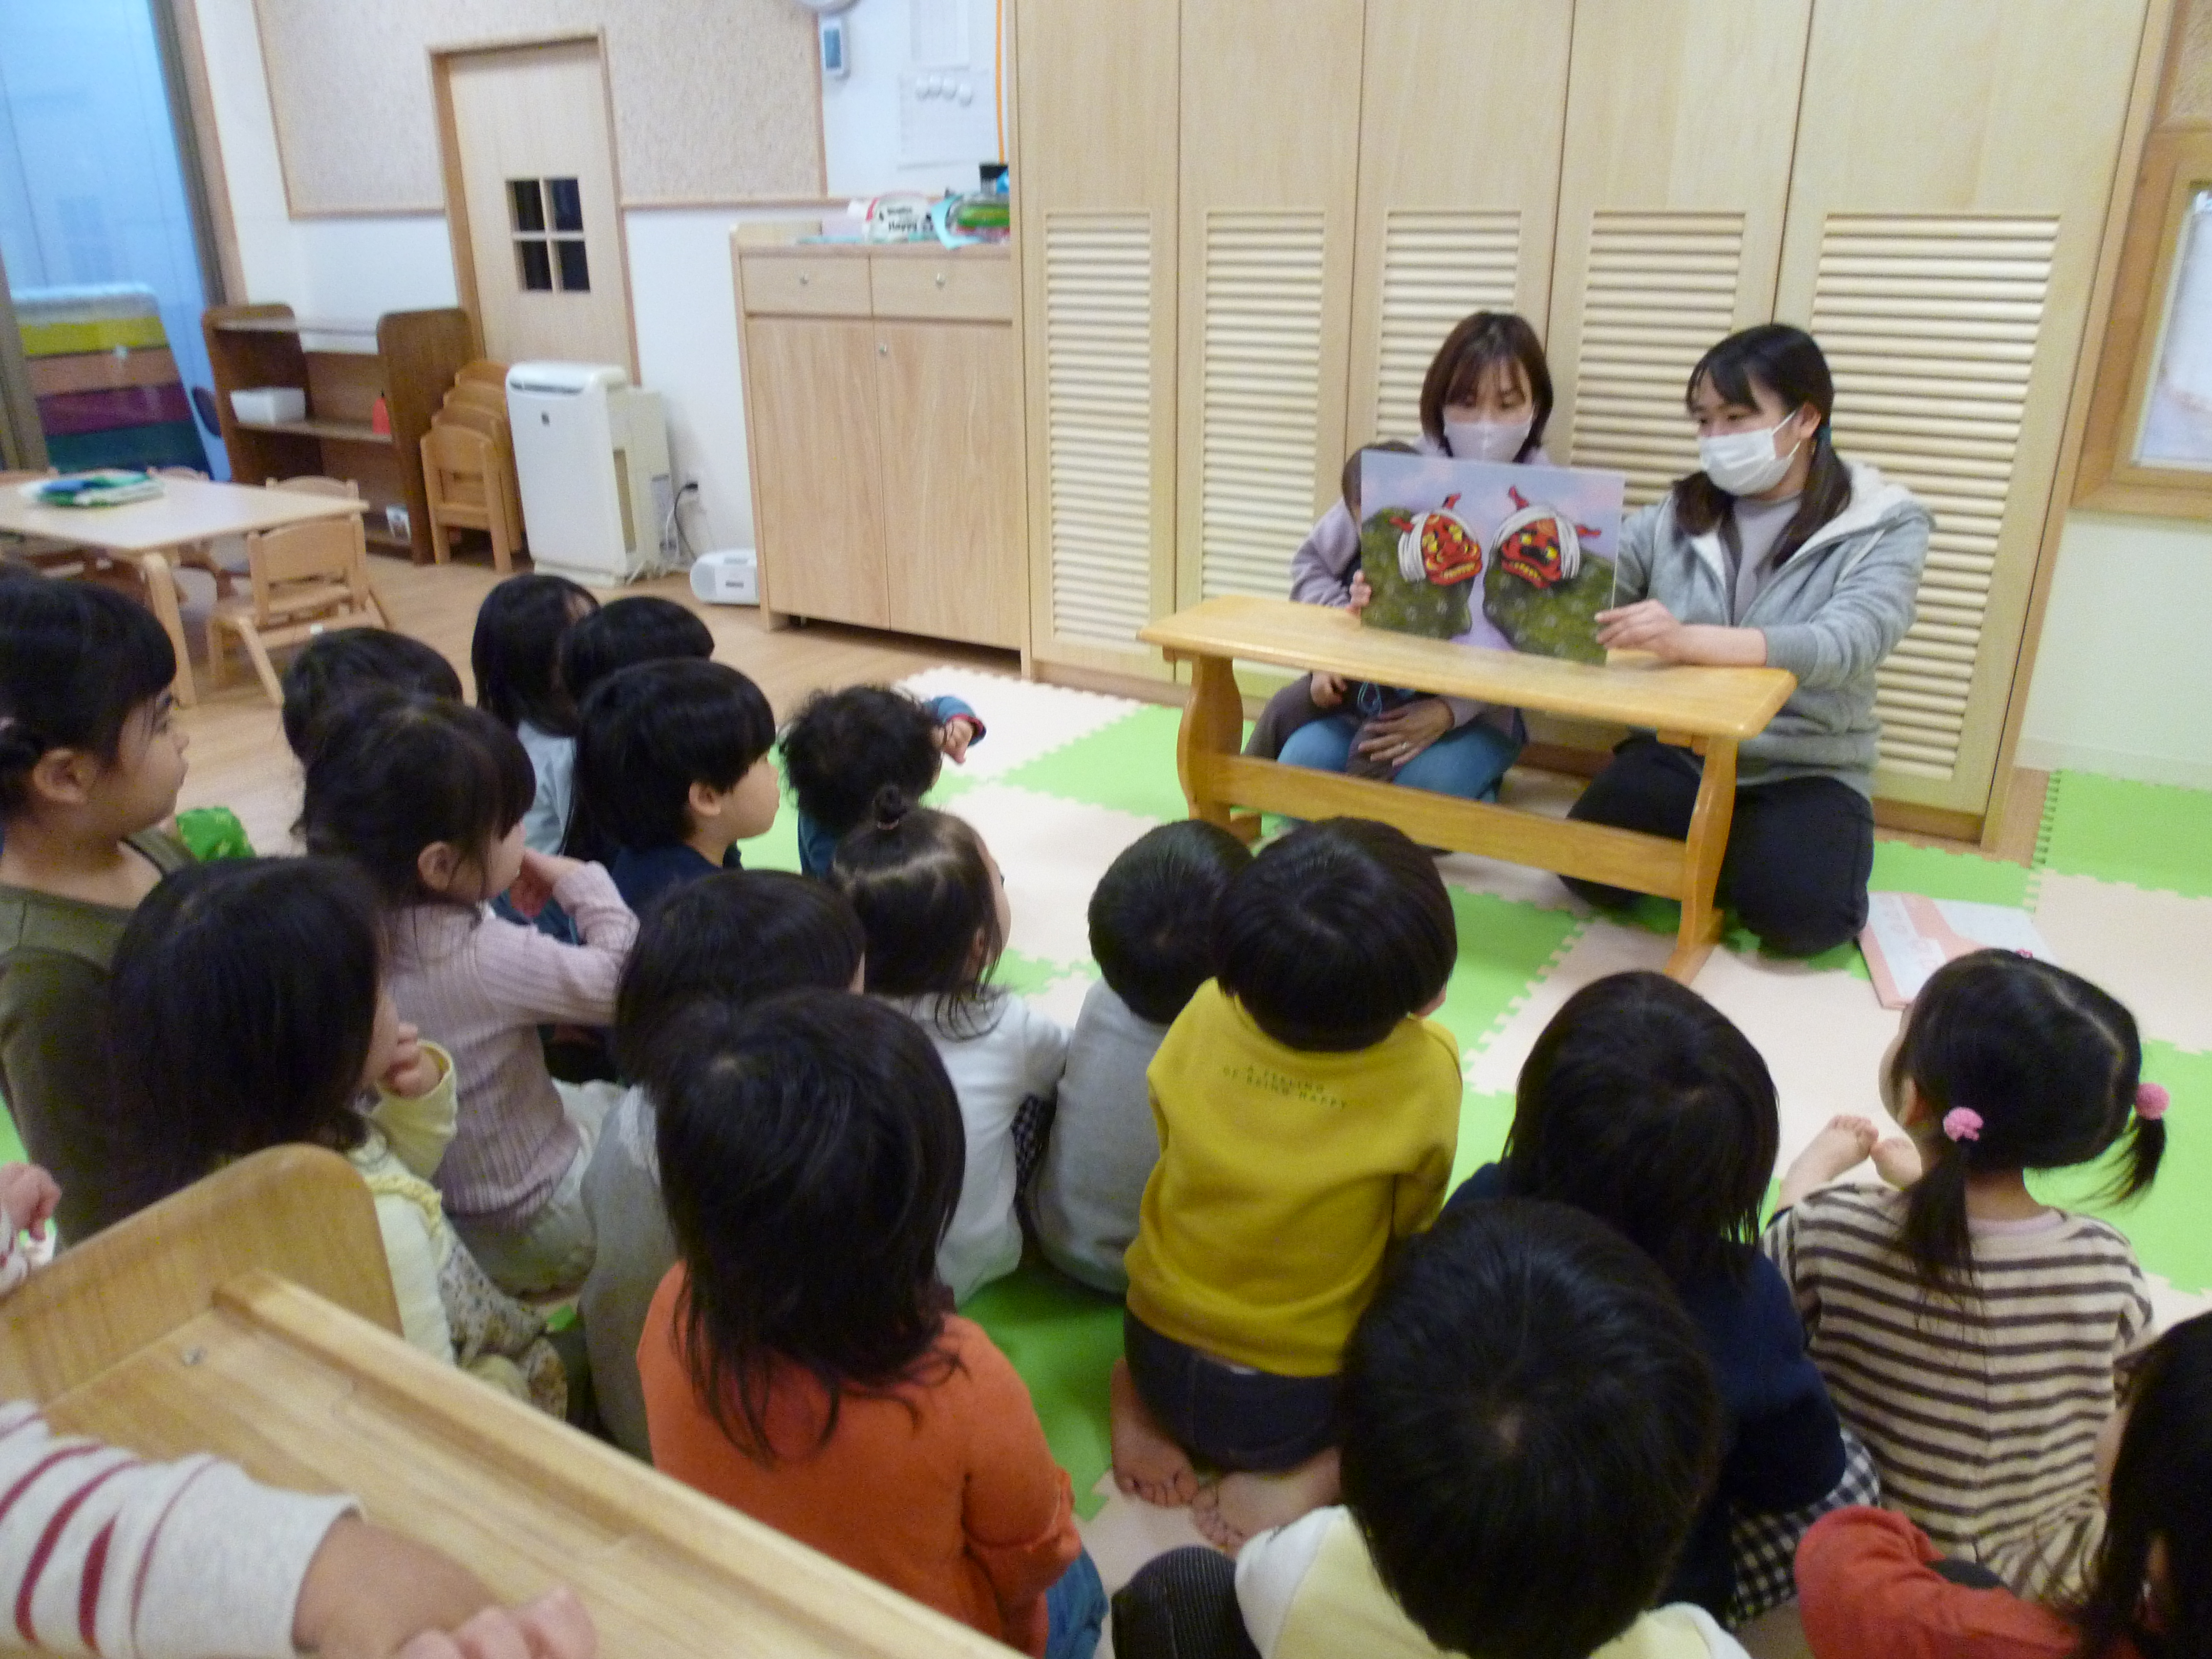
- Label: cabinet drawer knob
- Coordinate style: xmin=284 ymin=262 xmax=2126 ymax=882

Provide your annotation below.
xmin=798 ymin=273 xmax=811 ymax=286
xmin=934 ymin=272 xmax=947 ymax=287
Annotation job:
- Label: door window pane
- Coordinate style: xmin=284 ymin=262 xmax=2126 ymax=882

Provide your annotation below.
xmin=508 ymin=178 xmax=546 ymax=234
xmin=517 ymin=239 xmax=553 ymax=292
xmin=547 ymin=177 xmax=583 ymax=234
xmin=2138 ymin=187 xmax=2212 ymax=470
xmin=555 ymin=239 xmax=590 ymax=293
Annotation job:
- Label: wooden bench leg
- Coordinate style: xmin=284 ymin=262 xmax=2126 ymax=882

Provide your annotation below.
xmin=1176 ymin=654 xmax=1243 ymax=831
xmin=1667 ymin=737 xmax=1738 ymax=984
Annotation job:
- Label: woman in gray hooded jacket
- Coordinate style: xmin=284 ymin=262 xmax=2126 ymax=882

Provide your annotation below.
xmin=1572 ymin=324 xmax=1930 ymax=956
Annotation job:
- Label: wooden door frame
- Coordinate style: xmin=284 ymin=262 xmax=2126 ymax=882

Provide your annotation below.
xmin=429 ymin=30 xmax=641 ymax=379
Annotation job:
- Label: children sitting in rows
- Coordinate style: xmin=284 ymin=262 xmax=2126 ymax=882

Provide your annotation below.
xmin=831 ymin=788 xmax=1067 ymax=1303
xmin=1113 ymin=817 xmax=1461 ymax=1551
xmin=637 ymin=991 xmax=1104 ymax=1659
xmin=280 ymin=626 xmax=463 ymax=763
xmin=568 ymin=658 xmax=779 ymax=916
xmin=0 ymin=581 xmax=192 ymax=1244
xmin=471 ymin=573 xmax=599 ymax=853
xmin=1797 ymin=1308 xmax=2211 ymax=1659
xmin=1442 ymin=971 xmax=1855 ymax=1623
xmin=1768 ymin=949 xmax=2163 ymax=1599
xmin=557 ymin=594 xmax=712 ymax=706
xmin=580 ymin=870 xmax=865 ymax=1458
xmin=1031 ymin=820 xmax=1249 ymax=1294
xmin=301 ymin=692 xmax=637 ymax=1296
xmin=780 ymin=685 xmax=984 ymax=879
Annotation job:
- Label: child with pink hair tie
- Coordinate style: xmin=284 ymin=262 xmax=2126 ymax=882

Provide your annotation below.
xmin=1767 ymin=949 xmax=2172 ymax=1604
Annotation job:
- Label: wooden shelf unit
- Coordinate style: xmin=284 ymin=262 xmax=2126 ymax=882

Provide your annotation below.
xmin=203 ymin=304 xmax=478 ymax=564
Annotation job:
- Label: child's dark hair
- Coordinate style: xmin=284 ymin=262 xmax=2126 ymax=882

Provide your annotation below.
xmin=1502 ymin=971 xmax=1778 ymax=1284
xmin=557 ymin=595 xmax=713 ymax=704
xmin=1214 ymin=817 xmax=1455 ymax=1052
xmin=1893 ymin=950 xmax=2161 ymax=1298
xmin=0 ymin=580 xmax=175 ymax=817
xmin=830 ymin=788 xmax=1003 ymax=1035
xmin=280 ymin=629 xmax=463 ymax=761
xmin=2071 ymin=1310 xmax=2212 ymax=1659
xmin=567 ymin=658 xmax=775 ymax=860
xmin=300 ymin=690 xmax=535 ymax=910
xmin=110 ymin=858 xmax=381 ymax=1217
xmin=1339 ymin=439 xmax=1420 ymax=521
xmin=779 ymin=686 xmax=944 ymax=839
xmin=471 ymin=572 xmax=598 ymax=735
xmin=1419 ymin=311 xmax=1553 ymax=459
xmin=1342 ymin=1199 xmax=1721 ymax=1659
xmin=651 ymin=989 xmax=965 ymax=1459
xmin=1674 ymin=323 xmax=1853 ymax=567
xmin=614 ymin=870 xmax=865 ymax=1079
xmin=1089 ymin=821 xmax=1250 ymax=1025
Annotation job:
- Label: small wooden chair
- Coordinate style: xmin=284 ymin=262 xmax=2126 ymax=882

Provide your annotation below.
xmin=456 ymin=359 xmax=508 ymax=388
xmin=0 ymin=466 xmax=96 ymax=577
xmin=206 ymin=514 xmax=389 ymax=703
xmin=420 ymin=422 xmax=519 ymax=573
xmin=265 ymin=474 xmax=359 ymax=499
xmin=150 ymin=465 xmax=240 ymax=600
xmin=444 ymin=379 xmax=508 ymax=417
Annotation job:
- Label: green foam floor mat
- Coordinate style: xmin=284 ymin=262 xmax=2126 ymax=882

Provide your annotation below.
xmin=2037 ymin=771 xmax=2212 ymax=899
xmin=962 ymin=1262 xmax=1125 ymax=1519
xmin=998 ymin=706 xmax=1193 ymax=825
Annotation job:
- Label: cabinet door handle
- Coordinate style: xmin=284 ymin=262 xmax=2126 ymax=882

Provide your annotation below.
xmin=878 ymin=343 xmax=889 ymax=356
xmin=798 ymin=273 xmax=810 ymax=286
xmin=934 ymin=272 xmax=947 ymax=287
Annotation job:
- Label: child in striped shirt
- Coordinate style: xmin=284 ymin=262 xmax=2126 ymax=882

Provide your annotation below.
xmin=1764 ymin=950 xmax=2166 ymax=1602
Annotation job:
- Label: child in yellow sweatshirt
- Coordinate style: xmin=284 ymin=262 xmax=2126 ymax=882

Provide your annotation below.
xmin=1114 ymin=817 xmax=1461 ymax=1552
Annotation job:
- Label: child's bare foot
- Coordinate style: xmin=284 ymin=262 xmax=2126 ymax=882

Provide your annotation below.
xmin=1110 ymin=1359 xmax=1197 ymax=1507
xmin=1871 ymin=1137 xmax=1925 ymax=1190
xmin=1191 ymin=1450 xmax=1340 ymax=1556
xmin=1775 ymin=1115 xmax=1881 ymax=1210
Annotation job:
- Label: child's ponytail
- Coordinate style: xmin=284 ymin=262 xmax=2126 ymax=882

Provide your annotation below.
xmin=828 ymin=788 xmax=1003 ymax=1035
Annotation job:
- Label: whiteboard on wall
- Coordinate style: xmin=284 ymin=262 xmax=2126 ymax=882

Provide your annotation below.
xmin=250 ymin=0 xmax=825 ymax=215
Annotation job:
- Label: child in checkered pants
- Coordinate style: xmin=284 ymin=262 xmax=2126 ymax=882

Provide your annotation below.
xmin=1441 ymin=970 xmax=1873 ymax=1625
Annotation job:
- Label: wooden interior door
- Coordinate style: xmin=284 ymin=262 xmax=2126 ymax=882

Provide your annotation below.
xmin=441 ymin=39 xmax=635 ymax=374
xmin=1773 ymin=0 xmax=2156 ymax=820
xmin=743 ymin=318 xmax=889 ymax=629
xmin=876 ymin=322 xmax=1027 ymax=649
xmin=1344 ymin=0 xmax=1576 ymax=451
xmin=1013 ymin=0 xmax=1182 ymax=676
xmin=1544 ymin=0 xmax=1814 ymax=502
xmin=1176 ymin=0 xmax=1368 ymax=609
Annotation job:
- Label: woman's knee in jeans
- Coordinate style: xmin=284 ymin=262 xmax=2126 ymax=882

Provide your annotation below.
xmin=1393 ymin=721 xmax=1520 ymax=803
xmin=1278 ymin=714 xmax=1357 ymax=773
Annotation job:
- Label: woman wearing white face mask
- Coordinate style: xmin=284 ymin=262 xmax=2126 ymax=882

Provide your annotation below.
xmin=1250 ymin=313 xmax=1552 ymax=801
xmin=1567 ymin=324 xmax=1931 ymax=956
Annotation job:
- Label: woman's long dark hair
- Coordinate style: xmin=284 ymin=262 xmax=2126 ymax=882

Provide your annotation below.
xmin=2071 ymin=1312 xmax=2212 ymax=1658
xmin=649 ymin=990 xmax=965 ymax=1460
xmin=1671 ymin=324 xmax=1852 ymax=568
xmin=1419 ymin=311 xmax=1552 ymax=460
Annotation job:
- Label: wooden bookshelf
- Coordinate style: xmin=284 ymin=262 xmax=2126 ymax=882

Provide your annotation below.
xmin=203 ymin=303 xmax=478 ymax=563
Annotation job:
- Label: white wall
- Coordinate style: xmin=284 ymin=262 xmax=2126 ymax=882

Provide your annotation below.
xmin=2018 ymin=513 xmax=2212 ymax=790
xmin=820 ymin=0 xmax=1006 ymax=198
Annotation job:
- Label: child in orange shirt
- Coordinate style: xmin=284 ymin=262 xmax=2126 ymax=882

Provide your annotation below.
xmin=636 ymin=989 xmax=1103 ymax=1659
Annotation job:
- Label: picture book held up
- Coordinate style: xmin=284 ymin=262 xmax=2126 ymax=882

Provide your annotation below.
xmin=1355 ymin=450 xmax=1627 ymax=665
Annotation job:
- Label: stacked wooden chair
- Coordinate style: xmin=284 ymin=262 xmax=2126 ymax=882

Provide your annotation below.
xmin=204 ymin=476 xmax=390 ymax=704
xmin=420 ymin=360 xmax=524 ymax=573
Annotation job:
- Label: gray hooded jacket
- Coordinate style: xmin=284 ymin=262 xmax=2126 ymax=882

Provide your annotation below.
xmin=1613 ymin=461 xmax=1931 ymax=796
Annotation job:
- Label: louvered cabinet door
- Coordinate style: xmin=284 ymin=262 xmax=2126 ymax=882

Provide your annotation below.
xmin=1014 ymin=0 xmax=1181 ymax=674
xmin=1176 ymin=0 xmax=1367 ymax=608
xmin=1545 ymin=0 xmax=1814 ymax=501
xmin=1345 ymin=1 xmax=1573 ymax=452
xmin=1774 ymin=0 xmax=2154 ymax=821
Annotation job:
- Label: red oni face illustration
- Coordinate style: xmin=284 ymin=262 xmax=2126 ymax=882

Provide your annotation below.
xmin=1497 ymin=516 xmax=1571 ymax=588
xmin=1405 ymin=493 xmax=1481 ymax=586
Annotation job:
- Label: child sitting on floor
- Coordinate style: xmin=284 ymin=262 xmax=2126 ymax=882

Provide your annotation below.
xmin=302 ymin=692 xmax=638 ymax=1297
xmin=1797 ymin=1308 xmax=2212 ymax=1659
xmin=106 ymin=857 xmax=568 ymax=1415
xmin=471 ymin=573 xmax=599 ymax=854
xmin=1443 ymin=970 xmax=1856 ymax=1624
xmin=832 ymin=788 xmax=1068 ymax=1303
xmin=568 ymin=658 xmax=779 ymax=917
xmin=1767 ymin=949 xmax=2165 ymax=1600
xmin=581 ymin=870 xmax=865 ymax=1458
xmin=0 ymin=581 xmax=193 ymax=1245
xmin=280 ymin=627 xmax=462 ymax=764
xmin=780 ymin=685 xmax=985 ymax=879
xmin=1031 ymin=820 xmax=1250 ymax=1293
xmin=1113 ymin=817 xmax=1461 ymax=1551
xmin=637 ymin=990 xmax=1104 ymax=1659
xmin=1113 ymin=1199 xmax=1740 ymax=1659
xmin=556 ymin=594 xmax=713 ymax=706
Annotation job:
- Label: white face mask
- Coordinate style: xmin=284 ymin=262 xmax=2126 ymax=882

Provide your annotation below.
xmin=1444 ymin=418 xmax=1533 ymax=465
xmin=1698 ymin=414 xmax=1803 ymax=496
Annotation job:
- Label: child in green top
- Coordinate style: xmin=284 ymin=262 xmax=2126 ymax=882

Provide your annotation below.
xmin=0 ymin=580 xmax=192 ymax=1244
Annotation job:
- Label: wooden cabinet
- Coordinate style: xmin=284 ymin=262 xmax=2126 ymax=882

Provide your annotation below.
xmin=734 ymin=243 xmax=1027 ymax=652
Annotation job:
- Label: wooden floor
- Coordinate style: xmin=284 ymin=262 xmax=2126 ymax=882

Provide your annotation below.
xmin=172 ymin=553 xmax=1017 ymax=855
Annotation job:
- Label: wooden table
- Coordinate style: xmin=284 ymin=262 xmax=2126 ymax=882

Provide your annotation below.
xmin=1140 ymin=596 xmax=1797 ymax=983
xmin=0 ymin=476 xmax=368 ymax=706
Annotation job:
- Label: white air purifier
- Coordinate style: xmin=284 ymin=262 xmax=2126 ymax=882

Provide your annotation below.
xmin=505 ymin=362 xmax=675 ymax=582
xmin=690 ymin=547 xmax=759 ymax=606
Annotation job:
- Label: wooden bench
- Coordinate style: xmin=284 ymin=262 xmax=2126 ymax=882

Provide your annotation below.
xmin=1139 ymin=596 xmax=1797 ymax=984
xmin=0 ymin=1147 xmax=1017 ymax=1659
